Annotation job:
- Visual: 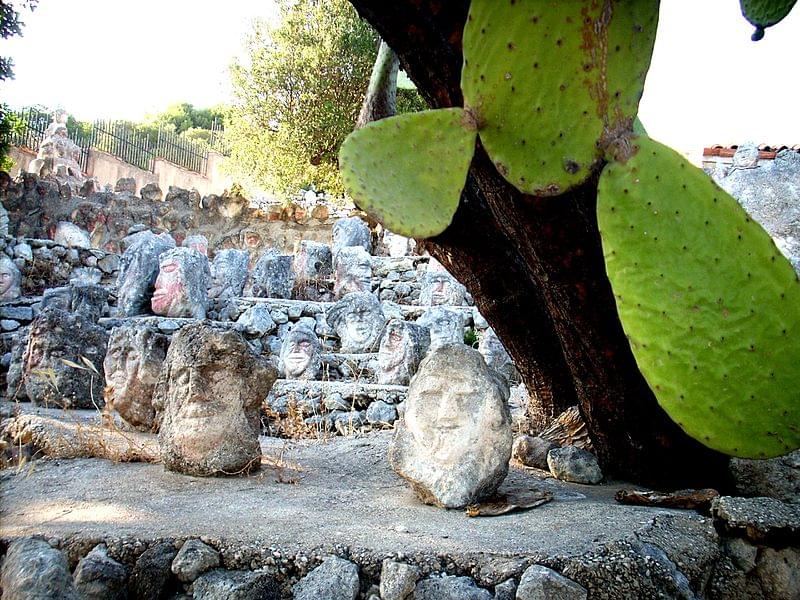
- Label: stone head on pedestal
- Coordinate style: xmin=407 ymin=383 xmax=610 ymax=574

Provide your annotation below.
xmin=326 ymin=291 xmax=387 ymax=353
xmin=377 ymin=319 xmax=430 ymax=385
xmin=418 ymin=307 xmax=465 ymax=352
xmin=279 ymin=325 xmax=322 ymax=380
xmin=419 ymin=262 xmax=466 ymax=306
xmin=333 ymin=246 xmax=373 ymax=299
xmin=151 ymin=247 xmax=210 ymax=319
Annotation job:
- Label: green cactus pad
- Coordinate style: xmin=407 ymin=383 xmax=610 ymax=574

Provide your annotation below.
xmin=339 ymin=109 xmax=476 ymax=238
xmin=598 ymin=136 xmax=800 ymax=458
xmin=461 ymin=0 xmax=658 ymax=195
xmin=740 ymin=0 xmax=797 ymax=39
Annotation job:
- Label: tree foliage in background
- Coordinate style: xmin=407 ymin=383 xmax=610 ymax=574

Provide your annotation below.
xmin=225 ymin=0 xmax=425 ymax=197
xmin=145 ymin=102 xmax=226 ymax=135
xmin=1 ymin=0 xmax=37 ymax=171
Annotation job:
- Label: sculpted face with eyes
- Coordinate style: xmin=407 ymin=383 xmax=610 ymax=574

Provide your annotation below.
xmin=419 ymin=269 xmax=466 ymax=307
xmin=151 ymin=247 xmax=210 ymax=319
xmin=326 ymin=291 xmax=387 ymax=353
xmin=279 ymin=325 xmax=321 ymax=380
xmin=103 ymin=323 xmax=169 ymax=431
xmin=418 ymin=307 xmax=464 ymax=353
xmin=153 ymin=324 xmax=277 ymax=476
xmin=377 ymin=319 xmax=430 ymax=385
xmin=0 ymin=256 xmax=21 ymax=301
xmin=389 ymin=344 xmax=512 ymax=508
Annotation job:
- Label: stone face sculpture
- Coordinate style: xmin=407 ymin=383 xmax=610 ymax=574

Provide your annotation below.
xmin=478 ymin=328 xmax=516 ymax=384
xmin=331 ymin=216 xmax=372 ymax=256
xmin=377 ymin=319 xmax=430 ymax=385
xmin=153 ymin=324 xmax=277 ymax=476
xmin=209 ymin=249 xmax=249 ymax=299
xmin=293 ymin=240 xmax=332 ymax=300
xmin=22 ymin=307 xmax=109 ymax=409
xmin=327 ymin=291 xmax=387 ymax=353
xmin=182 ymin=234 xmax=209 ymax=256
xmin=279 ymin=325 xmax=322 ymax=380
xmin=116 ymin=230 xmax=175 ymax=316
xmin=151 ymin=247 xmax=210 ymax=319
xmin=333 ymin=246 xmax=373 ymax=299
xmin=419 ymin=266 xmax=466 ymax=306
xmin=103 ymin=323 xmax=169 ymax=431
xmin=418 ymin=307 xmax=465 ymax=352
xmin=54 ymin=221 xmax=92 ymax=248
xmin=250 ymin=249 xmax=294 ymax=299
xmin=0 ymin=255 xmax=21 ymax=301
xmin=389 ymin=344 xmax=512 ymax=508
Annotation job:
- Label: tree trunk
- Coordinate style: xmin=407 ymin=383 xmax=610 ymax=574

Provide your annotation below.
xmin=356 ymin=39 xmax=399 ymax=128
xmin=349 ymin=0 xmax=732 ymax=489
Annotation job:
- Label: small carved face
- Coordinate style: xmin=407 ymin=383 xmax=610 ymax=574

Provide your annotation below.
xmin=429 ymin=317 xmax=461 ymax=349
xmin=152 ymin=260 xmax=186 ymax=315
xmin=244 ymin=233 xmax=261 ymax=248
xmin=344 ymin=308 xmax=377 ymax=347
xmin=428 ymin=275 xmax=455 ymax=306
xmin=187 ymin=241 xmax=207 ymax=256
xmin=378 ymin=323 xmax=409 ymax=370
xmin=283 ymin=339 xmax=314 ymax=377
xmin=0 ymin=264 xmax=19 ymax=299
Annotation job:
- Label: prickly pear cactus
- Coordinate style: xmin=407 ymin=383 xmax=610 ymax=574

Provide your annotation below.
xmin=339 ymin=109 xmax=477 ymax=238
xmin=597 ymin=136 xmax=800 ymax=458
xmin=461 ymin=0 xmax=658 ymax=195
xmin=740 ymin=0 xmax=797 ymax=40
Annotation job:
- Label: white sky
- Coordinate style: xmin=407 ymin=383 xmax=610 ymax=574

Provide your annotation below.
xmin=3 ymin=1 xmax=799 ymax=157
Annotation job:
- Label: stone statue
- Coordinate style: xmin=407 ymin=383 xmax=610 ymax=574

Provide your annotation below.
xmin=28 ymin=110 xmax=84 ymax=181
xmin=331 ymin=216 xmax=372 ymax=256
xmin=279 ymin=325 xmax=322 ymax=380
xmin=478 ymin=328 xmax=516 ymax=384
xmin=53 ymin=222 xmax=91 ymax=249
xmin=250 ymin=249 xmax=294 ymax=299
xmin=293 ymin=240 xmax=332 ymax=300
xmin=151 ymin=247 xmax=210 ymax=319
xmin=116 ymin=230 xmax=175 ymax=316
xmin=153 ymin=324 xmax=277 ymax=476
xmin=0 ymin=256 xmax=21 ymax=301
xmin=419 ymin=263 xmax=466 ymax=306
xmin=333 ymin=246 xmax=373 ymax=299
xmin=417 ymin=307 xmax=465 ymax=352
xmin=182 ymin=234 xmax=209 ymax=256
xmin=327 ymin=291 xmax=387 ymax=353
xmin=377 ymin=319 xmax=430 ymax=385
xmin=103 ymin=323 xmax=169 ymax=431
xmin=209 ymin=249 xmax=249 ymax=299
xmin=22 ymin=307 xmax=109 ymax=409
xmin=389 ymin=344 xmax=512 ymax=508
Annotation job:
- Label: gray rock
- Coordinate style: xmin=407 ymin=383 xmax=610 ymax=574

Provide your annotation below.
xmin=711 ymin=495 xmax=800 ymax=545
xmin=129 ymin=541 xmax=178 ymax=600
xmin=331 ymin=216 xmax=371 ymax=256
xmin=513 ymin=435 xmax=557 ymax=470
xmin=97 ymin=253 xmax=120 ymax=274
xmin=0 ymin=537 xmax=79 ymax=599
xmin=389 ymin=345 xmax=512 ymax=508
xmin=754 ymin=547 xmax=800 ymax=600
xmin=54 ymin=221 xmax=91 ymax=248
xmin=729 ymin=450 xmax=800 ymax=502
xmin=271 ymin=309 xmax=289 ymax=325
xmin=478 ymin=328 xmax=515 ymax=385
xmin=71 ymin=266 xmax=103 ymax=284
xmin=493 ymin=578 xmax=516 ymax=600
xmin=155 ymin=324 xmax=277 ymax=476
xmin=1 ymin=318 xmax=19 ymax=331
xmin=516 ymin=565 xmax=587 ymax=600
xmin=380 ymin=559 xmax=420 ymax=600
xmin=251 ymin=249 xmax=294 ymax=299
xmin=0 ymin=305 xmax=32 ymax=321
xmin=366 ymin=400 xmax=398 ymax=426
xmin=547 ymin=446 xmax=603 ymax=484
xmin=413 ymin=575 xmax=492 ymax=599
xmin=140 ymin=182 xmax=163 ymax=201
xmin=292 ymin=556 xmax=359 ymax=600
xmin=115 ymin=177 xmax=137 ymax=194
xmin=171 ymin=539 xmax=220 ymax=583
xmin=237 ymin=304 xmax=277 ymax=337
xmin=73 ymin=544 xmax=128 ymax=600
xmin=14 ymin=242 xmax=32 ymax=261
xmin=193 ymin=569 xmax=279 ymax=599
xmin=157 ymin=319 xmax=181 ymax=333
xmin=210 ymin=249 xmax=249 ymax=299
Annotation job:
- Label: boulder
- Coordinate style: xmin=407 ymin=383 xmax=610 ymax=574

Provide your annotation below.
xmin=293 ymin=556 xmax=360 ymax=600
xmin=413 ymin=575 xmax=492 ymax=600
xmin=516 ymin=565 xmax=587 ymax=600
xmin=547 ymin=446 xmax=603 ymax=484
xmin=0 ymin=537 xmax=79 ymax=600
xmin=380 ymin=559 xmax=420 ymax=600
xmin=129 ymin=541 xmax=178 ymax=600
xmin=193 ymin=569 xmax=279 ymax=600
xmin=171 ymin=539 xmax=220 ymax=583
xmin=73 ymin=544 xmax=128 ymax=600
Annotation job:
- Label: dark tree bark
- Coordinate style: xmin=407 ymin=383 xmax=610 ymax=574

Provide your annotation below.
xmin=356 ymin=39 xmax=400 ymax=128
xmin=348 ymin=0 xmax=732 ymax=489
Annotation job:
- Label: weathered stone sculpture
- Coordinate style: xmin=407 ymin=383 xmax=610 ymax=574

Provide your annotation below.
xmin=327 ymin=292 xmax=386 ymax=353
xmin=209 ymin=249 xmax=249 ymax=299
xmin=153 ymin=324 xmax=277 ymax=476
xmin=250 ymin=249 xmax=294 ymax=299
xmin=28 ymin=110 xmax=84 ymax=181
xmin=279 ymin=325 xmax=322 ymax=380
xmin=419 ymin=264 xmax=466 ymax=306
xmin=418 ymin=307 xmax=464 ymax=352
xmin=0 ymin=255 xmax=21 ymax=301
xmin=478 ymin=328 xmax=516 ymax=384
xmin=182 ymin=234 xmax=209 ymax=256
xmin=116 ymin=230 xmax=175 ymax=316
xmin=331 ymin=216 xmax=372 ymax=256
xmin=22 ymin=307 xmax=109 ymax=409
xmin=293 ymin=240 xmax=332 ymax=300
xmin=103 ymin=323 xmax=169 ymax=431
xmin=377 ymin=319 xmax=430 ymax=385
xmin=333 ymin=246 xmax=373 ymax=299
xmin=389 ymin=344 xmax=512 ymax=508
xmin=151 ymin=247 xmax=210 ymax=319
xmin=53 ymin=221 xmax=91 ymax=248
xmin=43 ymin=284 xmax=108 ymax=323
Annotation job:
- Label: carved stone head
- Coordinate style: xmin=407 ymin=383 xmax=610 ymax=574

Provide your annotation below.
xmin=153 ymin=323 xmax=277 ymax=476
xmin=250 ymin=249 xmax=294 ymax=299
xmin=331 ymin=217 xmax=371 ymax=256
xmin=182 ymin=234 xmax=209 ymax=256
xmin=279 ymin=325 xmax=322 ymax=380
xmin=377 ymin=319 xmax=430 ymax=385
xmin=327 ymin=291 xmax=386 ymax=353
xmin=116 ymin=230 xmax=175 ymax=316
xmin=103 ymin=323 xmax=169 ymax=431
xmin=0 ymin=256 xmax=21 ymax=301
xmin=333 ymin=246 xmax=372 ymax=299
xmin=418 ymin=307 xmax=465 ymax=352
xmin=389 ymin=344 xmax=512 ymax=508
xmin=419 ymin=267 xmax=466 ymax=307
xmin=209 ymin=249 xmax=249 ymax=299
xmin=151 ymin=247 xmax=210 ymax=319
xmin=478 ymin=328 xmax=515 ymax=383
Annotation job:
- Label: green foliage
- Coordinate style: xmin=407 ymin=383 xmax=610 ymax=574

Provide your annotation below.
xmin=597 ymin=136 xmax=800 ymax=458
xmin=463 ymin=327 xmax=479 ymax=348
xmin=145 ymin=102 xmax=226 ymax=135
xmin=0 ymin=0 xmax=37 ymax=81
xmin=225 ymin=0 xmax=380 ymax=196
xmin=740 ymin=0 xmax=797 ymax=40
xmin=340 ymin=108 xmax=476 ymax=237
